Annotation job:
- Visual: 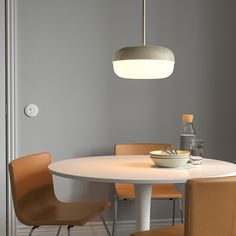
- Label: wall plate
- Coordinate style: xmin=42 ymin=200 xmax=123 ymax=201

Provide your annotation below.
xmin=24 ymin=104 xmax=39 ymax=117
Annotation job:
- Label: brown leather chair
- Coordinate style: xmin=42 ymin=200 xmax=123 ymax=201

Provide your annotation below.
xmin=8 ymin=152 xmax=111 ymax=236
xmin=112 ymin=144 xmax=183 ymax=236
xmin=130 ymin=176 xmax=236 ymax=236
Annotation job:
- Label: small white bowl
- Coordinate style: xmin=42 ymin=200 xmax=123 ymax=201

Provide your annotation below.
xmin=150 ymin=155 xmax=190 ymax=168
xmin=150 ymin=150 xmax=190 ymax=158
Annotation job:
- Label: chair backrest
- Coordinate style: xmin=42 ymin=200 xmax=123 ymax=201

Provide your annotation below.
xmin=114 ymin=143 xmax=174 ymax=198
xmin=114 ymin=143 xmax=173 ymax=155
xmin=185 ymin=176 xmax=236 ymax=236
xmin=8 ymin=152 xmax=56 ymax=225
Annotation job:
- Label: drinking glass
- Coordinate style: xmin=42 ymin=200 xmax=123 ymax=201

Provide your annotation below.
xmin=190 ymin=139 xmax=204 ymax=165
xmin=190 ymin=139 xmax=204 ymax=157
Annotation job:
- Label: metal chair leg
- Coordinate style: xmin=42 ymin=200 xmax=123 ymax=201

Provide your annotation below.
xmin=56 ymin=225 xmax=62 ymax=236
xmin=100 ymin=214 xmax=111 ymax=236
xmin=112 ymin=194 xmax=118 ymax=236
xmin=28 ymin=226 xmax=39 ymax=236
xmin=178 ymin=198 xmax=184 ymax=224
xmin=67 ymin=225 xmax=74 ymax=236
xmin=172 ymin=199 xmax=176 ymax=225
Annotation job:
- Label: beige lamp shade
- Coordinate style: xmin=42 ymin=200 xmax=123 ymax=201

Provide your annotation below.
xmin=113 ymin=46 xmax=175 ymax=79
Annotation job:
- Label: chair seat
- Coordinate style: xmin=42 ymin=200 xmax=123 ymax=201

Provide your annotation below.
xmin=20 ymin=199 xmax=111 ymax=226
xmin=130 ymin=224 xmax=184 ymax=236
xmin=116 ymin=183 xmax=182 ymax=200
xmin=16 ymin=186 xmax=111 ymax=226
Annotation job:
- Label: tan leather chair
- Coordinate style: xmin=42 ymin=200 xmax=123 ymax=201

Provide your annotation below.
xmin=130 ymin=176 xmax=236 ymax=236
xmin=112 ymin=144 xmax=183 ymax=236
xmin=8 ymin=152 xmax=111 ymax=236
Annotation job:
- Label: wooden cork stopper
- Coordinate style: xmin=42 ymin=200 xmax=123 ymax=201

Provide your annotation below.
xmin=182 ymin=114 xmax=193 ymax=123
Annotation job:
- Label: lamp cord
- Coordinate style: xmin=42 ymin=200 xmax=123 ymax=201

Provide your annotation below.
xmin=142 ymin=0 xmax=146 ymax=46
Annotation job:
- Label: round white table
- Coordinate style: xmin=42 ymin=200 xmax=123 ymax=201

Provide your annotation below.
xmin=48 ymin=155 xmax=236 ymax=231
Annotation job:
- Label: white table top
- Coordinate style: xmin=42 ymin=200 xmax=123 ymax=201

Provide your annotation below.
xmin=48 ymin=155 xmax=236 ymax=184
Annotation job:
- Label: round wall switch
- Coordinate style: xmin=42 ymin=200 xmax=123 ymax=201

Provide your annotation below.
xmin=24 ymin=104 xmax=39 ymax=117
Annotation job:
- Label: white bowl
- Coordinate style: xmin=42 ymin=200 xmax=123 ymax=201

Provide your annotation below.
xmin=150 ymin=155 xmax=190 ymax=168
xmin=150 ymin=150 xmax=190 ymax=158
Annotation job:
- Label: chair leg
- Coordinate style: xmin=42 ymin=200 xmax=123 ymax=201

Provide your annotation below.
xmin=172 ymin=199 xmax=176 ymax=225
xmin=178 ymin=199 xmax=184 ymax=224
xmin=100 ymin=214 xmax=111 ymax=236
xmin=28 ymin=226 xmax=39 ymax=236
xmin=67 ymin=225 xmax=74 ymax=236
xmin=112 ymin=194 xmax=118 ymax=236
xmin=56 ymin=225 xmax=62 ymax=236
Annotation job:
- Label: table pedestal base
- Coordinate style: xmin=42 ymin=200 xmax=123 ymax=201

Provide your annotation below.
xmin=134 ymin=184 xmax=152 ymax=231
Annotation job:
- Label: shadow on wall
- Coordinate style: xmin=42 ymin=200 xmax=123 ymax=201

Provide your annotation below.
xmin=53 ymin=175 xmax=185 ymax=221
xmin=202 ymin=1 xmax=236 ymax=162
xmin=53 ymin=176 xmax=114 ymax=218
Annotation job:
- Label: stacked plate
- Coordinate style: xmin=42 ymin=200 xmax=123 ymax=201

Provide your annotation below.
xmin=150 ymin=150 xmax=190 ymax=168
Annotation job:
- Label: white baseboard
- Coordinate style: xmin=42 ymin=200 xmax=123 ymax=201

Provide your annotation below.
xmin=17 ymin=218 xmax=182 ymax=236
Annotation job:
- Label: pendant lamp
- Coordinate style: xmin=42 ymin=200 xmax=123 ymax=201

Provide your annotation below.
xmin=112 ymin=0 xmax=175 ymax=79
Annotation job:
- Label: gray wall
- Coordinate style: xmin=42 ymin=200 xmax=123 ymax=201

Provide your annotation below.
xmin=0 ymin=0 xmax=6 ymax=234
xmin=16 ymin=0 xmax=236 ymax=223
